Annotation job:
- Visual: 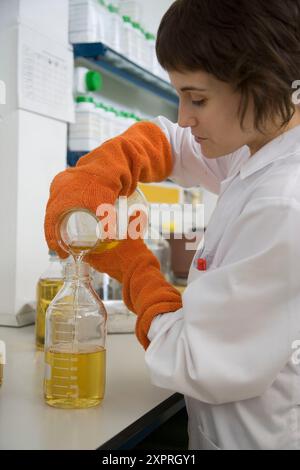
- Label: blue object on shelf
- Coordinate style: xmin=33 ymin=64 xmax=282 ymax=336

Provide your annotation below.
xmin=67 ymin=149 xmax=87 ymax=167
xmin=73 ymin=43 xmax=179 ymax=106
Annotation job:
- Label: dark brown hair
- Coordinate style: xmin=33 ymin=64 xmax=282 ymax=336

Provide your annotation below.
xmin=156 ymin=0 xmax=300 ymax=133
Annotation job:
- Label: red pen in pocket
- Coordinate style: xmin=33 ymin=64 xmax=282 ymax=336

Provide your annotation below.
xmin=197 ymin=258 xmax=207 ymax=271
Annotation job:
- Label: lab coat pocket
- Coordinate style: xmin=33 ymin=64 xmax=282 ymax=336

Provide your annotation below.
xmin=191 ymin=427 xmax=220 ymax=451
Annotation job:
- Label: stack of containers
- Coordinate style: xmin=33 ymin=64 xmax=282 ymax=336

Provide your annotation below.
xmin=69 ymin=0 xmax=101 ymax=43
xmin=68 ymin=0 xmax=170 ymax=81
xmin=69 ymin=66 xmax=143 ymax=151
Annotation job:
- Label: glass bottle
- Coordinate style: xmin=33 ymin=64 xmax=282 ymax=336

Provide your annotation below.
xmin=56 ymin=188 xmax=148 ymax=261
xmin=35 ymin=250 xmax=64 ymax=351
xmin=44 ymin=261 xmax=107 ymax=409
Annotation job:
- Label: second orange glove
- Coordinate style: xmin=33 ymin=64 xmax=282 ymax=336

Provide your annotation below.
xmin=85 ymin=238 xmax=183 ymax=350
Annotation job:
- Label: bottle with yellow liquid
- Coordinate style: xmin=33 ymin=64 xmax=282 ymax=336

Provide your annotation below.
xmin=56 ymin=188 xmax=148 ymax=261
xmin=35 ymin=250 xmax=64 ymax=351
xmin=44 ymin=261 xmax=107 ymax=409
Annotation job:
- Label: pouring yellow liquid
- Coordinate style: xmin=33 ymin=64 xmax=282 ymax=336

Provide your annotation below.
xmin=69 ymin=239 xmax=120 ymax=258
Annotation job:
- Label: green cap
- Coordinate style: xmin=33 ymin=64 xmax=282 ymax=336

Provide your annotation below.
xmin=146 ymin=32 xmax=156 ymax=40
xmin=108 ymin=4 xmax=118 ymax=13
xmin=76 ymin=96 xmax=94 ymax=103
xmin=108 ymin=106 xmax=117 ymax=115
xmin=85 ymin=70 xmax=102 ymax=92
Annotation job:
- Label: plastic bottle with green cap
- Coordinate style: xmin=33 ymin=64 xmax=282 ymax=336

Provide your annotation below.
xmin=121 ymin=15 xmax=133 ymax=59
xmin=74 ymin=67 xmax=103 ymax=94
xmin=114 ymin=109 xmax=126 ymax=134
xmin=137 ymin=24 xmax=146 ymax=68
xmin=131 ymin=21 xmax=141 ymax=63
xmin=95 ymin=102 xmax=109 ymax=144
xmin=69 ymin=95 xmax=100 ymax=151
xmin=145 ymin=32 xmax=157 ymax=75
xmin=69 ymin=0 xmax=99 ymax=43
xmin=106 ymin=4 xmax=122 ymax=52
xmin=107 ymin=106 xmax=119 ymax=138
xmin=97 ymin=0 xmax=108 ymax=43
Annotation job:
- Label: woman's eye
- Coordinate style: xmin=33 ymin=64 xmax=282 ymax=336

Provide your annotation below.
xmin=192 ymin=99 xmax=206 ymax=107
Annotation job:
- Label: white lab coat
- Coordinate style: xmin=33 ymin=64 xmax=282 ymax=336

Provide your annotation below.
xmin=145 ymin=116 xmax=300 ymax=450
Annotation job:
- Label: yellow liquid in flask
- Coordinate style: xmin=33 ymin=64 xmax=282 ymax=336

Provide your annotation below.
xmin=44 ymin=346 xmax=106 ymax=408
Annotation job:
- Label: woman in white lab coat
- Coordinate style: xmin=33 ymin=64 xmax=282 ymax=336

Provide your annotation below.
xmin=45 ymin=0 xmax=300 ymax=449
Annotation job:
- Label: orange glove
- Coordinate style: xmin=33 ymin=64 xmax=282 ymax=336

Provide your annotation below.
xmin=85 ymin=238 xmax=182 ymax=350
xmin=44 ymin=122 xmax=172 ymax=257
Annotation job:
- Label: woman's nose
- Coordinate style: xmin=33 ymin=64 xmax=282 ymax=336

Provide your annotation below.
xmin=178 ymin=105 xmax=197 ymax=128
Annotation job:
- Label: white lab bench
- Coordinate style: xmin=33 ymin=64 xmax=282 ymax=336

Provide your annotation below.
xmin=0 ymin=325 xmax=184 ymax=450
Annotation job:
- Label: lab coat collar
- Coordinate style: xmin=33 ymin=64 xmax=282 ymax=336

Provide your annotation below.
xmin=240 ymin=124 xmax=300 ymax=180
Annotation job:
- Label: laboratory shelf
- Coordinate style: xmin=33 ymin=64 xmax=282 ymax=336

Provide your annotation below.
xmin=73 ymin=42 xmax=179 ymax=106
xmin=67 ymin=149 xmax=87 ymax=167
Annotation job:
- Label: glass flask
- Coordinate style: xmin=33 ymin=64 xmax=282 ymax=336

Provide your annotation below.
xmin=35 ymin=250 xmax=64 ymax=351
xmin=44 ymin=261 xmax=107 ymax=409
xmin=56 ymin=188 xmax=148 ymax=261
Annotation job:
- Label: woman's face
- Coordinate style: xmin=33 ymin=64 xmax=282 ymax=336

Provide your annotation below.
xmin=169 ymin=69 xmax=299 ymax=158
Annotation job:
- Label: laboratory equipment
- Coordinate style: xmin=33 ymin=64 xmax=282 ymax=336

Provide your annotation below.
xmin=35 ymin=250 xmax=64 ymax=350
xmin=56 ymin=188 xmax=148 ymax=261
xmin=44 ymin=261 xmax=107 ymax=408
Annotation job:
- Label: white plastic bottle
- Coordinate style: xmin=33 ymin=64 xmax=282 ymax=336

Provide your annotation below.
xmin=136 ymin=24 xmax=147 ymax=68
xmin=130 ymin=21 xmax=141 ymax=64
xmin=114 ymin=110 xmax=126 ymax=134
xmin=127 ymin=18 xmax=137 ymax=64
xmin=97 ymin=0 xmax=108 ymax=43
xmin=121 ymin=15 xmax=132 ymax=58
xmin=69 ymin=96 xmax=100 ymax=151
xmin=106 ymin=4 xmax=122 ymax=52
xmin=95 ymin=102 xmax=109 ymax=144
xmin=118 ymin=0 xmax=141 ymax=22
xmin=69 ymin=0 xmax=99 ymax=43
xmin=144 ymin=32 xmax=154 ymax=73
xmin=146 ymin=33 xmax=159 ymax=76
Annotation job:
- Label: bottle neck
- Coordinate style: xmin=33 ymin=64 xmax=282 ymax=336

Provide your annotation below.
xmin=64 ymin=261 xmax=92 ymax=284
xmin=64 ymin=275 xmax=91 ymax=285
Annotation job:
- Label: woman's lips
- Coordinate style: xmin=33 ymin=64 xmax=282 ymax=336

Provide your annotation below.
xmin=195 ymin=136 xmax=208 ymax=143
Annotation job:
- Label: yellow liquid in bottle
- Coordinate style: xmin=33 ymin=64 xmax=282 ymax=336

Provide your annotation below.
xmin=44 ymin=346 xmax=106 ymax=408
xmin=35 ymin=279 xmax=64 ymax=351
